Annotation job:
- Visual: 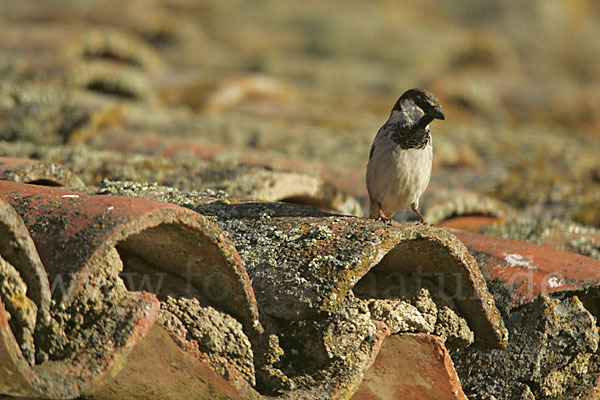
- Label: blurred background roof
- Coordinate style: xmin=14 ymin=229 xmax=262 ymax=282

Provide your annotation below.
xmin=0 ymin=0 xmax=599 ymax=226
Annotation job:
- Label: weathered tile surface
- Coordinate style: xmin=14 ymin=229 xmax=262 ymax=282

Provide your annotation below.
xmin=0 ymin=0 xmax=599 ymax=398
xmin=353 ymin=334 xmax=467 ymax=400
xmin=0 ymin=181 xmax=262 ymax=399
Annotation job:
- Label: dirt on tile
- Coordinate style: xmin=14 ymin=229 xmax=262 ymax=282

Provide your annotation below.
xmin=453 ymin=295 xmax=600 ymax=400
xmin=355 ymin=280 xmax=474 ymax=349
xmin=38 ymin=247 xmax=128 ymax=361
xmin=254 ymin=292 xmax=380 ymax=398
xmin=0 ymin=255 xmax=37 ymax=365
xmin=158 ymin=296 xmax=256 ymax=386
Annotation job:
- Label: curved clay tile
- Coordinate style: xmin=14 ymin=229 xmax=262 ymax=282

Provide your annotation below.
xmin=0 ymin=157 xmax=84 ymax=188
xmin=0 ymin=24 xmax=164 ymax=72
xmin=354 ymin=334 xmax=467 ymax=400
xmin=420 ymin=187 xmax=515 ymax=227
xmin=1 ymin=194 xmax=160 ymax=399
xmin=203 ymin=74 xmax=295 ymax=112
xmin=0 ymin=181 xmax=259 ymax=332
xmin=454 ymin=230 xmax=600 ymax=311
xmin=0 ymin=146 xmax=362 ymax=216
xmin=198 ymin=168 xmax=363 ymax=216
xmin=90 ymin=129 xmax=367 ymax=199
xmin=193 ymin=199 xmax=505 ymax=350
xmin=0 ymin=198 xmax=51 ymax=326
xmin=186 ymin=199 xmax=505 ymax=398
xmin=0 ymin=181 xmax=261 ymax=398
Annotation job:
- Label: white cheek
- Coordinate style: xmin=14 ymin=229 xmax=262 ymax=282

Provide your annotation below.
xmin=388 ymin=110 xmax=403 ymax=123
xmin=402 ymin=103 xmax=425 ymax=122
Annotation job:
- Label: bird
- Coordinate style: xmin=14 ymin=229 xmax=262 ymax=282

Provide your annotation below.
xmin=366 ymin=88 xmax=445 ymax=224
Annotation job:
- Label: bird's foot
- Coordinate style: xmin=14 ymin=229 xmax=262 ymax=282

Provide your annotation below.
xmin=377 ymin=209 xmax=393 ymax=224
xmin=377 ymin=215 xmax=393 ymax=225
xmin=369 ymin=205 xmax=393 ymax=224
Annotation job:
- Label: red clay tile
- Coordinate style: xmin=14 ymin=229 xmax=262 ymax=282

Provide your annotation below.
xmin=1 ymin=282 xmax=160 ymax=398
xmin=88 ymin=324 xmax=259 ymax=400
xmin=203 ymin=74 xmax=295 ymax=112
xmin=540 ymin=228 xmax=600 ymax=253
xmin=1 ymin=191 xmax=162 ymax=399
xmin=438 ymin=215 xmax=504 ymax=231
xmin=0 ymin=181 xmax=260 ymax=333
xmin=353 ymin=333 xmax=467 ymax=400
xmin=453 ymin=230 xmax=600 ymax=308
xmin=0 ymin=181 xmax=264 ymax=398
xmin=361 ymin=223 xmax=506 ymax=349
xmin=0 ymin=157 xmax=84 ymax=188
xmin=0 ymin=198 xmax=51 ymax=327
xmin=191 ymin=199 xmax=506 ymax=349
xmin=95 ymin=129 xmax=367 ymax=198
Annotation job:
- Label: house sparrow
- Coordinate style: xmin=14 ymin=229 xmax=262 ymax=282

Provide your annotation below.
xmin=366 ymin=88 xmax=445 ymax=224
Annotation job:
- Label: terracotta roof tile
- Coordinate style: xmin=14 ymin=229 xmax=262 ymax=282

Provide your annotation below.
xmin=190 ymin=199 xmax=507 ymax=348
xmin=0 ymin=181 xmax=261 ymax=398
xmin=354 ymin=334 xmax=467 ymax=400
xmin=454 ymin=230 xmax=600 ymax=312
xmin=0 ymin=157 xmax=84 ymax=188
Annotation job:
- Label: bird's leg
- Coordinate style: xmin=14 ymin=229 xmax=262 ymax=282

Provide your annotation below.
xmin=410 ymin=203 xmax=428 ymax=225
xmin=370 ymin=201 xmax=392 ymax=224
xmin=369 ymin=199 xmax=380 ymax=219
xmin=377 ymin=209 xmax=392 ymax=224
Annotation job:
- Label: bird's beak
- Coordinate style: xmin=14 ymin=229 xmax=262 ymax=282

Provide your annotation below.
xmin=431 ymin=105 xmax=445 ymax=120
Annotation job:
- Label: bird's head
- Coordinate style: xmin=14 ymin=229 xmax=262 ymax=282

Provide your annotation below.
xmin=391 ymin=88 xmax=445 ymax=128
